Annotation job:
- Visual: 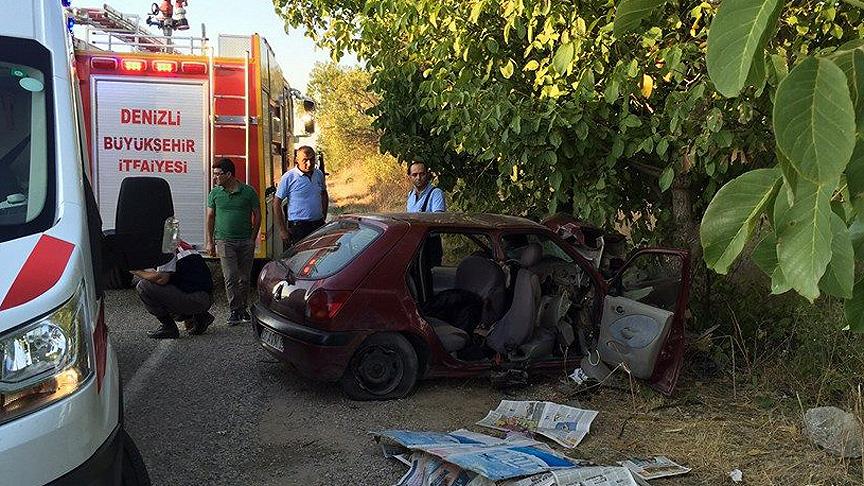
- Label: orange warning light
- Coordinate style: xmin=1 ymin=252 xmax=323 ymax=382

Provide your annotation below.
xmin=122 ymin=60 xmax=146 ymax=72
xmin=152 ymin=61 xmax=178 ymax=73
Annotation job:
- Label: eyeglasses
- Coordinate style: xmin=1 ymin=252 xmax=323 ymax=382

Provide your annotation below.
xmin=212 ymin=171 xmax=225 ymax=177
xmin=409 ymin=172 xmax=427 ymax=178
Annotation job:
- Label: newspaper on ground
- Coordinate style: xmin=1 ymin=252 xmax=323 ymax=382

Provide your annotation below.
xmin=463 ymin=466 xmax=639 ymax=486
xmin=477 ymin=401 xmax=599 ymax=448
xmin=618 ymin=456 xmax=691 ymax=481
xmin=373 ymin=429 xmax=577 ymax=481
xmin=382 ymin=443 xmax=413 ymax=467
xmin=396 ymin=452 xmax=474 ymax=486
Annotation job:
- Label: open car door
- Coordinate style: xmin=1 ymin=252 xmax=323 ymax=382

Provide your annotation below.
xmin=599 ymin=248 xmax=690 ymax=395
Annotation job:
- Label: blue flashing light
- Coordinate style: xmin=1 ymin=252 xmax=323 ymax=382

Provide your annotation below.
xmin=61 ymin=0 xmax=72 ymax=6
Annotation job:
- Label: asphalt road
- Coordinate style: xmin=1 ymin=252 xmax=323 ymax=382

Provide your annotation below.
xmin=107 ymin=278 xmax=507 ymax=486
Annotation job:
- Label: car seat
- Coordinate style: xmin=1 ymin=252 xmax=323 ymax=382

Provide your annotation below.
xmin=423 ymin=255 xmax=506 ymax=332
xmin=486 ymin=243 xmax=542 ymax=354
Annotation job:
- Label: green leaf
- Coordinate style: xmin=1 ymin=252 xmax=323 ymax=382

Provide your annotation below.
xmin=847 ymin=142 xmax=864 ymax=199
xmin=706 ymin=0 xmax=783 ymax=97
xmin=819 ymin=212 xmax=855 ymax=299
xmin=850 ymin=217 xmax=864 ymax=259
xmin=614 ymin=0 xmax=667 ymax=37
xmin=776 ymin=150 xmax=798 ymax=203
xmin=552 ymin=43 xmax=575 ymax=75
xmin=774 ymin=57 xmax=856 ymax=184
xmin=470 ymin=0 xmax=486 ymax=23
xmin=604 ymin=80 xmax=620 ymax=103
xmin=524 ymin=60 xmax=540 ymax=71
xmin=845 ymin=279 xmax=864 ymax=332
xmin=656 ymin=138 xmax=669 ymax=157
xmin=550 ymin=171 xmax=563 ymax=192
xmin=700 ymin=168 xmax=782 ymax=274
xmin=500 ymin=59 xmax=515 ymax=79
xmin=659 ymin=166 xmax=674 ymax=192
xmin=752 ymin=233 xmax=792 ymax=294
xmin=752 ymin=232 xmax=778 ymax=275
xmin=769 ymin=53 xmax=788 ymax=84
xmin=776 ymin=179 xmax=834 ymax=302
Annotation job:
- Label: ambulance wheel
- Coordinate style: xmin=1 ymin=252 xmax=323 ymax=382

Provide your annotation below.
xmin=121 ymin=430 xmax=151 ymax=486
xmin=106 ymin=263 xmax=132 ymax=289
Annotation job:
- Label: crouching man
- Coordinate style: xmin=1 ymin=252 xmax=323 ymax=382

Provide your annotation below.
xmin=132 ymin=241 xmax=215 ymax=339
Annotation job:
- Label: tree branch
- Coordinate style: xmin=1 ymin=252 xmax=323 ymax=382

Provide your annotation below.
xmin=627 ymin=160 xmax=662 ymax=178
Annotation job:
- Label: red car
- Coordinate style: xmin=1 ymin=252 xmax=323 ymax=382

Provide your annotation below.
xmin=253 ymin=213 xmax=689 ymax=400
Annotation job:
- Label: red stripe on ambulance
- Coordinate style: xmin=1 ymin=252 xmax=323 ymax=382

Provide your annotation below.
xmin=0 ymin=235 xmax=75 ymax=311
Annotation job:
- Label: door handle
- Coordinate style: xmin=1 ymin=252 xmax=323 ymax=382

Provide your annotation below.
xmin=614 ymin=305 xmax=625 ymax=314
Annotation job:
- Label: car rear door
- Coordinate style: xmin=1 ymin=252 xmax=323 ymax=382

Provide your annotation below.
xmin=600 ymin=248 xmax=690 ymax=395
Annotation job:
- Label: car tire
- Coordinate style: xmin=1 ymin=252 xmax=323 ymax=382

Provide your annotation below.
xmin=340 ymin=333 xmax=419 ymax=401
xmin=121 ymin=430 xmax=151 ymax=486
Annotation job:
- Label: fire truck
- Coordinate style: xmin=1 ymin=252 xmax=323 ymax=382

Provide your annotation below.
xmin=68 ymin=4 xmax=315 ymax=277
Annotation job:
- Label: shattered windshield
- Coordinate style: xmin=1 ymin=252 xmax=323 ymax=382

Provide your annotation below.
xmin=0 ymin=37 xmax=55 ymax=242
xmin=285 ymin=220 xmax=381 ymax=278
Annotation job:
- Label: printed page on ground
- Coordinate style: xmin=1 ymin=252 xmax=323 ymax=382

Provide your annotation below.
xmin=476 ymin=400 xmax=599 ymax=448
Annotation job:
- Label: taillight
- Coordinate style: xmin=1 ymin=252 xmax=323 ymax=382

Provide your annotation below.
xmin=305 ymin=290 xmax=351 ymax=323
xmin=181 ymin=62 xmax=207 ymax=74
xmin=90 ymin=57 xmax=118 ymax=71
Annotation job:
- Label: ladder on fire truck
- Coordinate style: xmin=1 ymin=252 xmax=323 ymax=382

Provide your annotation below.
xmin=208 ymin=40 xmax=251 ymax=184
xmin=69 ymin=4 xmax=207 ymax=54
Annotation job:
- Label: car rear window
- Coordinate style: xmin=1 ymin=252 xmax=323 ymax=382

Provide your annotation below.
xmin=285 ymin=220 xmax=382 ymax=279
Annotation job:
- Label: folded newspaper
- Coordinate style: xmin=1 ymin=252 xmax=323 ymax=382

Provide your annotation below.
xmin=373 ymin=429 xmax=576 ymax=481
xmin=392 ymin=452 xmax=638 ymax=486
xmin=477 ymin=401 xmax=599 ymax=448
xmin=618 ymin=456 xmax=691 ymax=480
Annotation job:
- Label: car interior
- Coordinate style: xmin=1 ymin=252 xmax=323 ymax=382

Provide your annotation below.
xmin=406 ymin=229 xmax=684 ymax=377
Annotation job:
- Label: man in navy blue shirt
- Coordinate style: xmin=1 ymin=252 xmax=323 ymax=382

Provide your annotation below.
xmin=132 ymin=241 xmax=214 ymax=339
xmin=274 ymin=146 xmax=329 ymax=248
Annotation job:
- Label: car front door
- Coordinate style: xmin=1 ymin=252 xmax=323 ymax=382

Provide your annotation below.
xmin=600 ymin=248 xmax=690 ymax=395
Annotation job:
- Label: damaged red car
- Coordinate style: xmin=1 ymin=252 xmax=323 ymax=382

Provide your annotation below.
xmin=253 ymin=213 xmax=689 ymax=400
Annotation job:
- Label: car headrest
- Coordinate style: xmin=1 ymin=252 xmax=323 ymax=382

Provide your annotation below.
xmin=520 ymin=243 xmax=542 ymax=267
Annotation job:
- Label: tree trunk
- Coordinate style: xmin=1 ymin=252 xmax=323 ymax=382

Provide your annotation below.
xmin=671 ymin=174 xmax=710 ymax=323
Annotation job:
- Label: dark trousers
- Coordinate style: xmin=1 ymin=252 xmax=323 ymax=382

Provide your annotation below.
xmin=136 ymin=280 xmax=212 ymax=325
xmin=216 ymin=239 xmax=255 ymax=312
xmin=284 ymin=218 xmax=325 ymax=247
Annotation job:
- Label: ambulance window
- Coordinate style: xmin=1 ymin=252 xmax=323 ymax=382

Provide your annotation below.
xmin=0 ymin=37 xmax=55 ymax=242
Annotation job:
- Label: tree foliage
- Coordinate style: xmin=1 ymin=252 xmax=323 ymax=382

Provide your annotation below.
xmin=307 ymin=62 xmax=380 ymax=172
xmin=275 ymin=0 xmax=777 ymax=243
xmin=686 ymin=0 xmax=864 ymax=329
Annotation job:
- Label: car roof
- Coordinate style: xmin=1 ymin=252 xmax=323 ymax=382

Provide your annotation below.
xmin=350 ymin=212 xmax=546 ymax=230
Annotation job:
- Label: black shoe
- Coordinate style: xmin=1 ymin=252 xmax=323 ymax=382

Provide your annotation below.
xmin=227 ymin=309 xmax=243 ymax=327
xmin=240 ymin=308 xmax=252 ymax=324
xmin=148 ymin=325 xmax=179 ymax=339
xmin=189 ymin=312 xmax=215 ymax=335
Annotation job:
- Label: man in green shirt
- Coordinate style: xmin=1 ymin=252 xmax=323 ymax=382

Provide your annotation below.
xmin=205 ymin=158 xmax=261 ymax=326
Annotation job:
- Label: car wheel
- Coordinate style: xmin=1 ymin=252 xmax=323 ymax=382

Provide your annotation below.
xmin=121 ymin=430 xmax=151 ymax=486
xmin=341 ymin=333 xmax=418 ymax=401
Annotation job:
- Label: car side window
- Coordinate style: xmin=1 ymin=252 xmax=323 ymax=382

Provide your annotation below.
xmin=501 ymin=233 xmax=573 ymax=263
xmin=429 ymin=232 xmax=493 ymax=267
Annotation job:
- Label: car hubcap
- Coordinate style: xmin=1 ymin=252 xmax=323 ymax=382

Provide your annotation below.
xmin=355 ymin=345 xmax=404 ymax=395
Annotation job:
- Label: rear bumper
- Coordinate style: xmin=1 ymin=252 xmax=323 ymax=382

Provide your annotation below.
xmin=251 ymin=303 xmax=363 ymax=382
xmin=47 ymin=423 xmax=123 ymax=486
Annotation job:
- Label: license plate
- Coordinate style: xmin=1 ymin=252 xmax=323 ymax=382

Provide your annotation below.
xmin=260 ymin=328 xmax=284 ymax=352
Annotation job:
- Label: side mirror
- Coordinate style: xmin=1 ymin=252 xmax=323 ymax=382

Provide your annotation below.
xmin=112 ymin=177 xmax=175 ymax=270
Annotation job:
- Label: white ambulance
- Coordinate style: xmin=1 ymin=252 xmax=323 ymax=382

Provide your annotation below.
xmin=0 ymin=1 xmax=151 ymax=484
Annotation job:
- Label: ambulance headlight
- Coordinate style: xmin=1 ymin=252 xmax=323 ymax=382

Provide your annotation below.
xmin=0 ymin=284 xmax=92 ymax=424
